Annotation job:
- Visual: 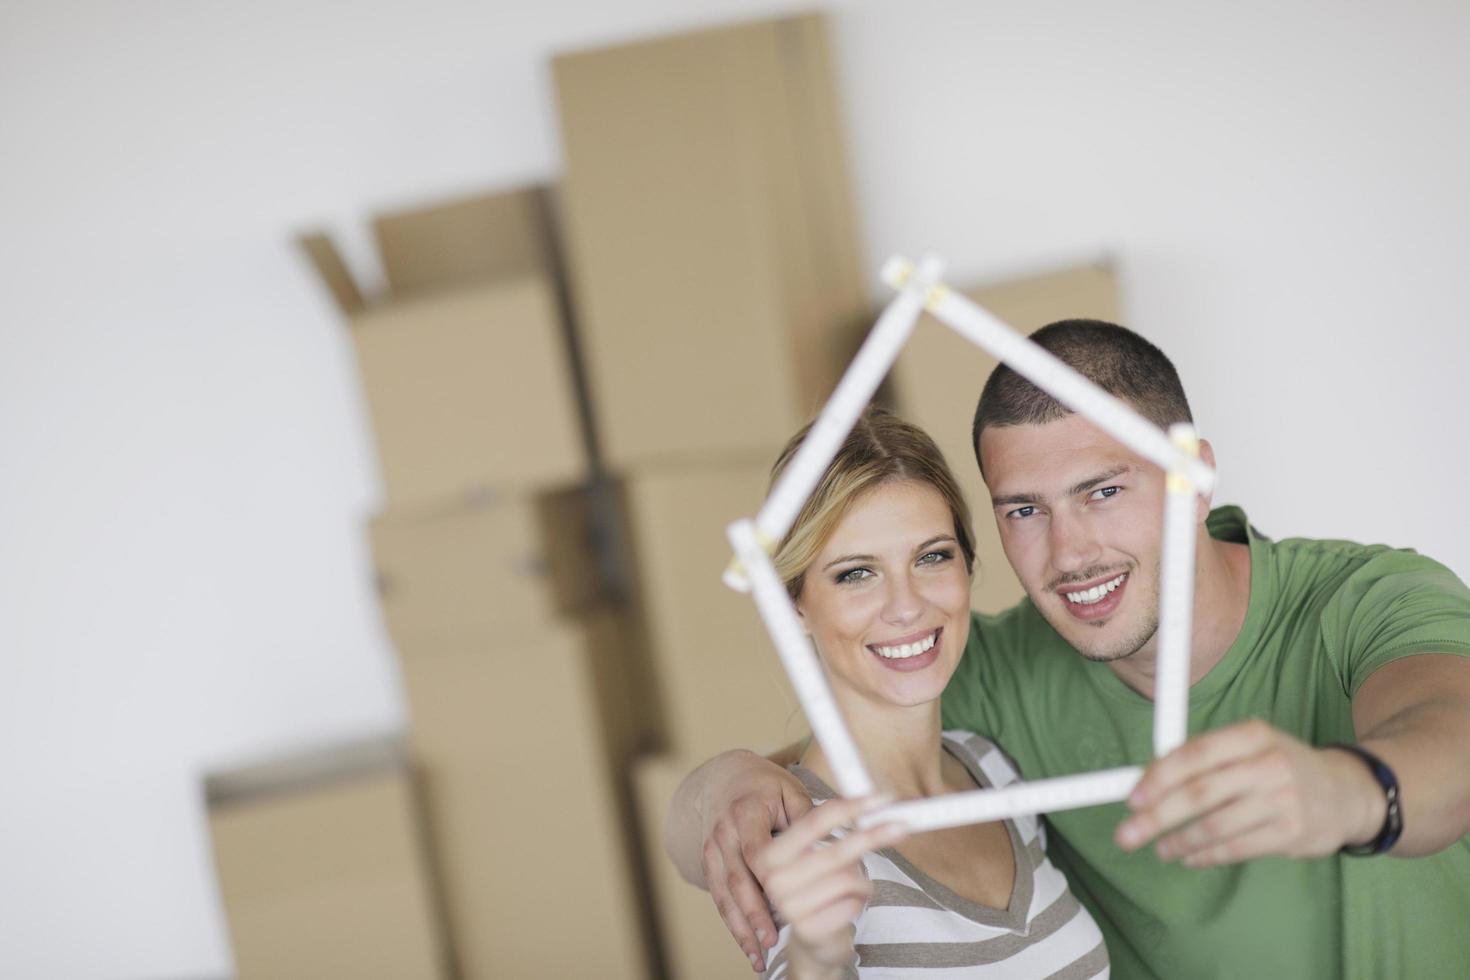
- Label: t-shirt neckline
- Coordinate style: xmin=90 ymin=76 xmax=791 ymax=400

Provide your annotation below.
xmin=789 ymin=733 xmax=1036 ymax=931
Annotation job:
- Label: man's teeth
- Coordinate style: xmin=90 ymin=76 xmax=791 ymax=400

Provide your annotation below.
xmin=874 ymin=631 xmax=938 ymax=659
xmin=1063 ymin=573 xmax=1127 ymax=605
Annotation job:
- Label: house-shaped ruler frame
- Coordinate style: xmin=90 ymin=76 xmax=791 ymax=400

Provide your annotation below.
xmin=723 ymin=255 xmax=1215 ymax=833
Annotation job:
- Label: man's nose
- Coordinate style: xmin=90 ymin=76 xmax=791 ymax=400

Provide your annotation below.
xmin=1048 ymin=508 xmax=1103 ymax=574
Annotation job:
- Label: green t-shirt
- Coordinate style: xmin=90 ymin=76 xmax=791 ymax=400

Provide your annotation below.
xmin=940 ymin=506 xmax=1470 ymax=979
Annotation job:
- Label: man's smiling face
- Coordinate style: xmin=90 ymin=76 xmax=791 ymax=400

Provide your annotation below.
xmin=979 ymin=412 xmax=1167 ymax=664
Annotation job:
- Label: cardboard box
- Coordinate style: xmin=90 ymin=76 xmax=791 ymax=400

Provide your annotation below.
xmin=370 ymin=483 xmax=601 ymax=646
xmin=634 ymin=755 xmax=756 ymax=980
xmin=301 ymin=188 xmax=587 ymax=511
xmin=373 ymin=187 xmax=555 ymax=297
xmin=890 ymin=263 xmax=1121 ymax=613
xmin=553 ymin=13 xmax=867 ymax=468
xmin=396 ymin=614 xmax=653 ymax=980
xmin=206 ymin=740 xmax=448 ymax=980
xmin=622 ymin=459 xmax=807 ymax=759
xmin=351 ymin=277 xmax=586 ymax=507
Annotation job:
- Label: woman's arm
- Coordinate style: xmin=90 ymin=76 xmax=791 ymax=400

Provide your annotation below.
xmin=664 ymin=744 xmax=815 ymax=970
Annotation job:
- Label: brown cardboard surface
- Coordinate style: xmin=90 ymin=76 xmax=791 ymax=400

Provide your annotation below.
xmin=554 ymin=13 xmax=867 ymax=468
xmin=622 ymin=459 xmax=807 ymax=759
xmin=209 ymin=764 xmax=446 ymax=980
xmin=351 ymin=276 xmax=586 ymax=508
xmin=373 ymin=187 xmax=553 ymax=297
xmin=634 ymin=755 xmax=755 ymax=980
xmin=395 ymin=617 xmax=650 ymax=980
xmin=890 ymin=263 xmax=1121 ymax=613
xmin=370 ymin=484 xmax=600 ymax=646
xmin=298 ymin=232 xmax=365 ymax=314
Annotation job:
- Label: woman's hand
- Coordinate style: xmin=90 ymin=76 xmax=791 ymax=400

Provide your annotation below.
xmin=751 ymin=795 xmax=908 ymax=972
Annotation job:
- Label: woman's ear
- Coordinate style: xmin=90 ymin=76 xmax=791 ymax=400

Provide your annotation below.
xmin=794 ymin=602 xmax=811 ymax=635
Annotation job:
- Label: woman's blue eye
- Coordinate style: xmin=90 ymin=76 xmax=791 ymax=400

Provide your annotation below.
xmin=835 ymin=567 xmax=872 ymax=585
xmin=918 ymin=549 xmax=954 ymax=565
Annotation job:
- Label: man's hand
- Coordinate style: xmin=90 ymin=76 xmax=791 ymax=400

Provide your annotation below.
xmin=1115 ymin=718 xmax=1385 ymax=866
xmin=666 ymin=749 xmax=815 ymax=971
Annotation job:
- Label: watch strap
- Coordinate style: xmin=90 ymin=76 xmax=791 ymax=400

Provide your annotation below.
xmin=1329 ymin=743 xmax=1403 ymax=856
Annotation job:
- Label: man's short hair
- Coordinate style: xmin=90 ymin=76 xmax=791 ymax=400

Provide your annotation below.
xmin=971 ymin=319 xmax=1193 ymax=469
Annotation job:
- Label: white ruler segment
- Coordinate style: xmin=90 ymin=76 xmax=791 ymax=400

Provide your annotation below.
xmin=723 ymin=257 xmax=940 ymax=594
xmin=926 ymin=287 xmax=1216 ymax=495
xmin=726 ymin=518 xmax=875 ymax=798
xmin=1152 ymin=424 xmax=1201 ymax=756
xmin=865 ymin=766 xmax=1143 ymax=833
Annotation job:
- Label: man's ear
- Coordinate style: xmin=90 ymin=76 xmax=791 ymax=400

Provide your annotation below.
xmin=1195 ymin=437 xmax=1217 ymax=523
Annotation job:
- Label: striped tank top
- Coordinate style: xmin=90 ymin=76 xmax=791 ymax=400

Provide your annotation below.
xmin=765 ymin=731 xmax=1108 ymax=978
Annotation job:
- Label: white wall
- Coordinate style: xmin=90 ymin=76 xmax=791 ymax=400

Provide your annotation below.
xmin=1 ymin=1 xmax=1465 ymax=977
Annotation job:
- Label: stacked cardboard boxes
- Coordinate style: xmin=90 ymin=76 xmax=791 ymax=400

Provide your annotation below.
xmin=297 ymin=186 xmax=654 ymax=978
xmin=241 ymin=13 xmax=1116 ymax=979
xmin=553 ymin=13 xmax=867 ymax=976
xmin=890 ymin=263 xmax=1122 ymax=613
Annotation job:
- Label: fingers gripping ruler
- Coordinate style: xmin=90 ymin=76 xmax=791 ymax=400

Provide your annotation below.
xmin=724 ymin=254 xmax=1214 ymax=829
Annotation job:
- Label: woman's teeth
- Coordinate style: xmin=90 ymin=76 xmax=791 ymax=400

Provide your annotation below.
xmin=873 ymin=630 xmax=938 ymax=659
xmin=1063 ymin=573 xmax=1126 ymax=605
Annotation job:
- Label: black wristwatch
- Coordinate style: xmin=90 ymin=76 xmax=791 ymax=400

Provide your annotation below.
xmin=1329 ymin=743 xmax=1404 ymax=856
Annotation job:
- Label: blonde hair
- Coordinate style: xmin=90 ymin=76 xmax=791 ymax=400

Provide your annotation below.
xmin=770 ymin=405 xmax=976 ymax=600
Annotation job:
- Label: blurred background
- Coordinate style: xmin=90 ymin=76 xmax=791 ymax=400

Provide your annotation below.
xmin=3 ymin=1 xmax=1468 ymax=977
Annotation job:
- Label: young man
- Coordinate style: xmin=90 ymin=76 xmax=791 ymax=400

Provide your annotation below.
xmin=667 ymin=321 xmax=1470 ymax=978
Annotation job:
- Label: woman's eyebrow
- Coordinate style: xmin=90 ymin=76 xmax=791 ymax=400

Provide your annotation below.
xmin=822 ymin=534 xmax=956 ymax=571
xmin=821 ymin=552 xmax=874 ymax=571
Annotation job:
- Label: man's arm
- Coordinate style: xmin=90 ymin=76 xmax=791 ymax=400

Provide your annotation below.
xmin=1348 ymin=653 xmax=1470 ymax=854
xmin=1117 ymin=653 xmax=1470 ymax=864
xmin=664 ymin=742 xmax=813 ymax=972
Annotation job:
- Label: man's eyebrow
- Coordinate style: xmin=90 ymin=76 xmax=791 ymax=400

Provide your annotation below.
xmin=990 ymin=466 xmax=1132 ymax=509
xmin=1066 ymin=465 xmax=1130 ymax=497
xmin=821 ymin=534 xmax=956 ymax=571
xmin=990 ymin=491 xmax=1043 ymax=508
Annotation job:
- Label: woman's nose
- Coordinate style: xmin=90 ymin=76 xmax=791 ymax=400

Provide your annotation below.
xmin=880 ymin=573 xmax=924 ymax=625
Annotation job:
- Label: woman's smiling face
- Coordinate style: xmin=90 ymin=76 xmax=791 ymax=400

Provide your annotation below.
xmin=796 ymin=479 xmax=972 ymax=710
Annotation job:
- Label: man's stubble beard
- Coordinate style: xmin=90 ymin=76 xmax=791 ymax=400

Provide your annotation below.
xmin=1035 ymin=558 xmax=1162 ymax=664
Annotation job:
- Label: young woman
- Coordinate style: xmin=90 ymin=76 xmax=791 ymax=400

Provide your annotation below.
xmin=753 ymin=406 xmax=1107 ymax=979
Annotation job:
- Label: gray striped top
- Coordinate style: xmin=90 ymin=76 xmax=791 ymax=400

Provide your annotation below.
xmin=765 ymin=731 xmax=1108 ymax=979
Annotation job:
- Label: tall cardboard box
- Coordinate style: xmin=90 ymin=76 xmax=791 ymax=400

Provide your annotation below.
xmin=890 ymin=264 xmax=1121 ymax=613
xmin=554 ymin=13 xmax=867 ymax=468
xmin=206 ymin=741 xmax=448 ymax=980
xmin=623 ymin=459 xmax=808 ymax=759
xmin=635 ymin=755 xmax=756 ymax=980
xmin=395 ymin=614 xmax=654 ymax=980
xmin=369 ymin=483 xmax=602 ymax=646
xmin=300 ymin=191 xmax=587 ymax=512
